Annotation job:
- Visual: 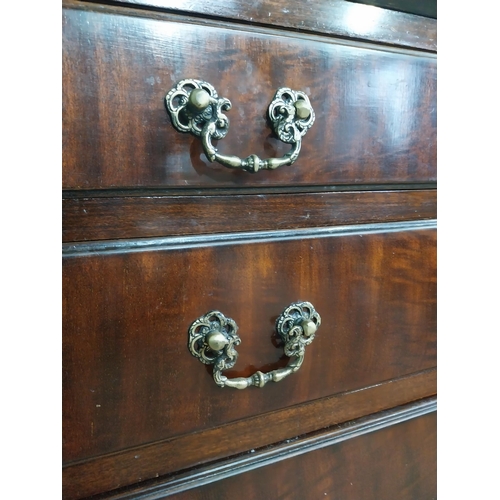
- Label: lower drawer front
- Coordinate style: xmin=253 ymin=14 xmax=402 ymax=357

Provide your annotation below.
xmin=62 ymin=222 xmax=436 ymax=497
xmin=171 ymin=410 xmax=437 ymax=500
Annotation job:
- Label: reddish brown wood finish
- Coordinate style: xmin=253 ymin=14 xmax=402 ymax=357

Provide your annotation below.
xmin=107 ymin=0 xmax=437 ymax=51
xmin=62 ymin=370 xmax=436 ymax=499
xmin=63 ymin=1 xmax=437 ymax=497
xmin=63 ymin=2 xmax=436 ymax=190
xmin=62 ymin=189 xmax=436 ymax=242
xmin=171 ymin=411 xmax=437 ymax=500
xmin=63 ymin=227 xmax=436 ymax=465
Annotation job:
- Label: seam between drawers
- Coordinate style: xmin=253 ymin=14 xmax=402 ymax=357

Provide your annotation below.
xmin=62 ymin=219 xmax=437 ymax=257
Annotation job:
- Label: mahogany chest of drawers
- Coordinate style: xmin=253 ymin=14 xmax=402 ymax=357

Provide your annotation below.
xmin=62 ymin=1 xmax=436 ymax=498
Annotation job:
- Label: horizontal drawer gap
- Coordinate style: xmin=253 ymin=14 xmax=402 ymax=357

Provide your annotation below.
xmin=63 ymin=183 xmax=438 ymax=199
xmin=63 ymin=219 xmax=437 ymax=257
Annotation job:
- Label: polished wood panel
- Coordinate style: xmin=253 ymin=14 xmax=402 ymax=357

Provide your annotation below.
xmin=98 ymin=396 xmax=437 ymax=500
xmin=171 ymin=410 xmax=437 ymax=500
xmin=62 ymin=189 xmax=436 ymax=242
xmin=63 ymin=370 xmax=436 ymax=499
xmin=110 ymin=0 xmax=437 ymax=51
xmin=99 ymin=397 xmax=436 ymax=499
xmin=63 ymin=1 xmax=438 ymax=498
xmin=63 ymin=226 xmax=436 ymax=465
xmin=63 ymin=2 xmax=437 ymax=190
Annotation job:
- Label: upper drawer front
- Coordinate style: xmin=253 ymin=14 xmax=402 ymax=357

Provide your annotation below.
xmin=103 ymin=0 xmax=437 ymax=51
xmin=63 ymin=4 xmax=436 ymax=189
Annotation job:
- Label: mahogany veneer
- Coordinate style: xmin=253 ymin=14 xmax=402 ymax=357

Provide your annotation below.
xmin=62 ymin=0 xmax=437 ymax=498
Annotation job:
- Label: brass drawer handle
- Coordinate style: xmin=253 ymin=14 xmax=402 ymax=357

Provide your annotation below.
xmin=166 ymin=79 xmax=315 ymax=173
xmin=188 ymin=301 xmax=320 ymax=389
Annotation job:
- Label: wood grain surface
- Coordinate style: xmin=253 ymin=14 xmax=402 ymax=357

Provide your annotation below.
xmin=63 ymin=2 xmax=437 ymax=190
xmin=63 ymin=370 xmax=436 ymax=499
xmin=63 ymin=225 xmax=436 ymax=465
xmin=101 ymin=0 xmax=437 ymax=51
xmin=171 ymin=410 xmax=437 ymax=500
xmin=62 ymin=189 xmax=436 ymax=242
xmin=94 ymin=397 xmax=436 ymax=499
xmin=63 ymin=1 xmax=438 ymax=499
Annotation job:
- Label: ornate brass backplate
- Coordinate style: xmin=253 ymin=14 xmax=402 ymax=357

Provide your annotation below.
xmin=166 ymin=79 xmax=315 ymax=173
xmin=188 ymin=301 xmax=321 ymax=389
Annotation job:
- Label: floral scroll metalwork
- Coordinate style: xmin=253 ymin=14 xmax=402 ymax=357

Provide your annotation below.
xmin=165 ymin=79 xmax=315 ymax=173
xmin=188 ymin=302 xmax=321 ymax=389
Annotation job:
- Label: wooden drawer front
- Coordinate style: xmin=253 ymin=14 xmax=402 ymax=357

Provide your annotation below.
xmin=63 ymin=2 xmax=436 ymax=190
xmin=63 ymin=222 xmax=436 ymax=466
xmin=105 ymin=0 xmax=437 ymax=51
xmin=171 ymin=411 xmax=437 ymax=500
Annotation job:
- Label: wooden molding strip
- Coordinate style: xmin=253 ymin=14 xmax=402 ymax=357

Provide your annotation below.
xmin=63 ymin=190 xmax=437 ymax=243
xmin=102 ymin=397 xmax=437 ymax=499
xmin=62 ymin=183 xmax=438 ymax=198
xmin=62 ymin=219 xmax=437 ymax=257
xmin=63 ymin=368 xmax=436 ymax=499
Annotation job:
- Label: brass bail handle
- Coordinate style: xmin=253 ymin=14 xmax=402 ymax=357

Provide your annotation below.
xmin=165 ymin=79 xmax=315 ymax=173
xmin=188 ymin=301 xmax=321 ymax=389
